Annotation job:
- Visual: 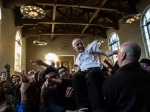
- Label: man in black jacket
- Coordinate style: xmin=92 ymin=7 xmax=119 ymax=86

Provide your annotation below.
xmin=41 ymin=66 xmax=76 ymax=112
xmin=103 ymin=41 xmax=150 ymax=112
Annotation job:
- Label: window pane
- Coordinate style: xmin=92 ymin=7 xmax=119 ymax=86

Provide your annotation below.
xmin=143 ymin=17 xmax=146 ymax=25
xmin=146 ymin=38 xmax=150 ymax=46
xmin=148 ymin=24 xmax=150 ymax=33
xmin=109 ymin=33 xmax=120 ymax=64
xmin=142 ymin=8 xmax=150 ymax=57
xmin=144 ymin=32 xmax=149 ymax=40
xmin=145 ymin=9 xmax=150 ymax=23
xmin=144 ymin=26 xmax=148 ymax=33
xmin=148 ymin=46 xmax=150 ymax=55
xmin=15 ymin=31 xmax=22 ymax=72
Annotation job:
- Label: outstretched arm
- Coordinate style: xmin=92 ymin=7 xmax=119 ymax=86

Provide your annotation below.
xmin=97 ymin=49 xmax=118 ymax=57
xmin=30 ymin=59 xmax=50 ymax=68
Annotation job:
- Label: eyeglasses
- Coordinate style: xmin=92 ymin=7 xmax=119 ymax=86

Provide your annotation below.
xmin=58 ymin=69 xmax=67 ymax=75
xmin=45 ymin=74 xmax=57 ymax=80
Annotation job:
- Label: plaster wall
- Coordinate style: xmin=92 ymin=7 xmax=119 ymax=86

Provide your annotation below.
xmin=0 ymin=1 xmax=26 ymax=74
xmin=26 ymin=35 xmax=94 ymax=72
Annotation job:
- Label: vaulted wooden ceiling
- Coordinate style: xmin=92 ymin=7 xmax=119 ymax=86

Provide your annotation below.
xmin=3 ymin=0 xmax=141 ymax=40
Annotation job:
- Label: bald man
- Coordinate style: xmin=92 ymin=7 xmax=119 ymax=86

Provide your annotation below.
xmin=103 ymin=41 xmax=150 ymax=112
xmin=72 ymin=38 xmax=117 ymax=112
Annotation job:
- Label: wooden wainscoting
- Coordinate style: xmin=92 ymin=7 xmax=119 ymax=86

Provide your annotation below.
xmin=58 ymin=56 xmax=75 ymax=73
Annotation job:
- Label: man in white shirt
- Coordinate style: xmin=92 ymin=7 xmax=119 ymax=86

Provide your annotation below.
xmin=72 ymin=38 xmax=117 ymax=112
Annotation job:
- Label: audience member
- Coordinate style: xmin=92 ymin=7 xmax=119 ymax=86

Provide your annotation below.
xmin=72 ymin=38 xmax=117 ymax=112
xmin=41 ymin=66 xmax=77 ymax=112
xmin=0 ymin=71 xmax=6 ymax=82
xmin=0 ymin=85 xmax=16 ymax=112
xmin=103 ymin=41 xmax=150 ymax=112
xmin=139 ymin=58 xmax=150 ymax=70
xmin=58 ymin=66 xmax=74 ymax=99
xmin=58 ymin=66 xmax=71 ymax=79
xmin=0 ymin=63 xmax=11 ymax=86
xmin=17 ymin=70 xmax=41 ymax=112
xmin=26 ymin=70 xmax=36 ymax=82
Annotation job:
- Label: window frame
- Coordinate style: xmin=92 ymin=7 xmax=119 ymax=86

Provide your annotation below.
xmin=14 ymin=31 xmax=22 ymax=72
xmin=108 ymin=32 xmax=120 ymax=64
xmin=141 ymin=5 xmax=150 ymax=58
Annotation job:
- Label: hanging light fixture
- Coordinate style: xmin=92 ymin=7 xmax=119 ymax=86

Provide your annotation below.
xmin=33 ymin=37 xmax=47 ymax=46
xmin=20 ymin=4 xmax=46 ymax=19
xmin=33 ymin=25 xmax=47 ymax=46
xmin=120 ymin=13 xmax=141 ymax=24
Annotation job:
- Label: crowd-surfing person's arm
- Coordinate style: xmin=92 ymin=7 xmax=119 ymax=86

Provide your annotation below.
xmin=97 ymin=49 xmax=118 ymax=57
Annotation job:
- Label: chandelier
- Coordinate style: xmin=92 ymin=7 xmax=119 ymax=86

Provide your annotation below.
xmin=120 ymin=13 xmax=141 ymax=24
xmin=20 ymin=4 xmax=46 ymax=19
xmin=33 ymin=37 xmax=47 ymax=46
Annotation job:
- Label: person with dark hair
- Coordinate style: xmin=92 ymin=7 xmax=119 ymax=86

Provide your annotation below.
xmin=5 ymin=75 xmax=21 ymax=107
xmin=140 ymin=58 xmax=150 ymax=69
xmin=103 ymin=41 xmax=150 ymax=112
xmin=0 ymin=63 xmax=11 ymax=86
xmin=0 ymin=85 xmax=16 ymax=112
xmin=58 ymin=66 xmax=71 ymax=79
xmin=10 ymin=75 xmax=20 ymax=85
xmin=17 ymin=70 xmax=41 ymax=112
xmin=0 ymin=71 xmax=6 ymax=81
xmin=41 ymin=66 xmax=77 ymax=112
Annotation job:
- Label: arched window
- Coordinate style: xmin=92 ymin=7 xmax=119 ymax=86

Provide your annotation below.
xmin=109 ymin=33 xmax=120 ymax=64
xmin=142 ymin=7 xmax=150 ymax=57
xmin=15 ymin=31 xmax=22 ymax=72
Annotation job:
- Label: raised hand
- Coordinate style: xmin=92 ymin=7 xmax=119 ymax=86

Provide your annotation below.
xmin=38 ymin=69 xmax=44 ymax=81
xmin=21 ymin=69 xmax=28 ymax=83
xmin=34 ymin=59 xmax=44 ymax=66
xmin=4 ymin=63 xmax=10 ymax=70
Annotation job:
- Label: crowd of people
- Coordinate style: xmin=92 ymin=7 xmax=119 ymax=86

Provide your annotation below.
xmin=0 ymin=38 xmax=150 ymax=112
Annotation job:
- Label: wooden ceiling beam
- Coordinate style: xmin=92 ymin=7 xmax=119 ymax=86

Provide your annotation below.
xmin=78 ymin=0 xmax=107 ymax=38
xmin=17 ymin=19 xmax=114 ymax=28
xmin=57 ymin=8 xmax=69 ymax=20
xmin=38 ymin=24 xmax=50 ymax=31
xmin=51 ymin=0 xmax=57 ymax=40
xmin=55 ymin=24 xmax=64 ymax=31
xmin=22 ymin=30 xmax=103 ymax=37
xmin=75 ymin=10 xmax=87 ymax=20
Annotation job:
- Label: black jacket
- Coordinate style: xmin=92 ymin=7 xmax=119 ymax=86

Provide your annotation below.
xmin=44 ymin=79 xmax=76 ymax=112
xmin=103 ymin=62 xmax=150 ymax=112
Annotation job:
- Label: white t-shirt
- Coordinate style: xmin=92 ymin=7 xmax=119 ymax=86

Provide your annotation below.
xmin=75 ymin=40 xmax=101 ymax=71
